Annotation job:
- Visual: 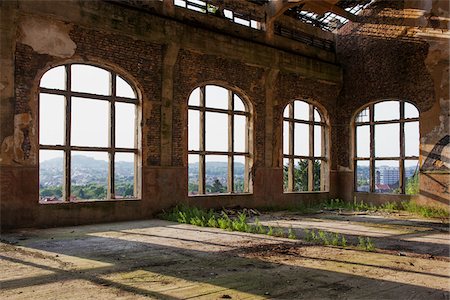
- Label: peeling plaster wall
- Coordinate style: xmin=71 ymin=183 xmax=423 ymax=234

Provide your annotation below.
xmin=335 ymin=0 xmax=449 ymax=208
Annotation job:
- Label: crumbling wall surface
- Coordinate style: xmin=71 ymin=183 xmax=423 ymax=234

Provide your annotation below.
xmin=335 ymin=0 xmax=449 ymax=207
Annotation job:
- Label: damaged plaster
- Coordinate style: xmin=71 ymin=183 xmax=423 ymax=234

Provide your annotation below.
xmin=0 ymin=113 xmax=32 ymax=165
xmin=19 ymin=18 xmax=76 ymax=58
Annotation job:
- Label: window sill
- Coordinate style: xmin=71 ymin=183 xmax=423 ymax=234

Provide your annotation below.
xmin=188 ymin=193 xmax=253 ymax=197
xmin=354 ymin=192 xmax=416 ymax=196
xmin=283 ymin=191 xmax=329 ymax=194
xmin=39 ymin=198 xmax=141 ymax=205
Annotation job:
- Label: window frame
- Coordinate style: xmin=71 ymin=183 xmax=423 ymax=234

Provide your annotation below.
xmin=38 ymin=63 xmax=140 ymax=202
xmin=353 ymin=100 xmax=419 ymax=194
xmin=282 ymin=100 xmax=328 ymax=193
xmin=187 ymin=85 xmax=252 ymax=195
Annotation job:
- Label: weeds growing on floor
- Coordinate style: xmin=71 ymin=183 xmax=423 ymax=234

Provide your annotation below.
xmin=162 ymin=205 xmax=377 ymax=252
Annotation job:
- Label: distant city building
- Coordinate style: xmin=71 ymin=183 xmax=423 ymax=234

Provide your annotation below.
xmin=376 ymin=166 xmax=399 ymax=185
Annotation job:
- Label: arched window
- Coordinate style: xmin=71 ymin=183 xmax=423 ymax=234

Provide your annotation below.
xmin=354 ymin=100 xmax=419 ymax=194
xmin=188 ymin=85 xmax=251 ymax=195
xmin=283 ymin=100 xmax=328 ymax=192
xmin=39 ymin=64 xmax=139 ymax=202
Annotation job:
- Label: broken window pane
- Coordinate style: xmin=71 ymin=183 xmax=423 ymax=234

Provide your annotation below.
xmin=71 ymin=97 xmax=109 ymax=147
xmin=234 ymin=155 xmax=245 ymax=193
xmin=71 ymin=64 xmax=110 ymax=96
xmin=294 ymin=123 xmax=309 ymax=156
xmin=205 ymin=112 xmax=227 ymax=151
xmin=356 ymin=125 xmax=370 ymax=158
xmin=404 ymin=102 xmax=419 ymax=119
xmin=374 ymin=101 xmax=399 ymax=121
xmin=116 ymin=102 xmax=136 ymax=149
xmin=188 ymin=110 xmax=200 ymax=151
xmin=234 ymin=95 xmax=245 ymax=111
xmin=294 ymin=100 xmax=309 ymax=121
xmin=205 ymin=155 xmax=228 ymax=194
xmin=283 ymin=121 xmax=290 ymax=155
xmin=115 ymin=152 xmax=134 ymax=198
xmin=71 ymin=151 xmax=108 ymax=200
xmin=405 ymin=121 xmax=419 ymax=157
xmin=375 ymin=160 xmax=400 ymax=194
xmin=40 ymin=66 xmax=65 ymax=90
xmin=188 ymin=87 xmax=200 ymax=106
xmin=39 ymin=94 xmax=65 ymax=146
xmin=205 ymin=85 xmax=228 ymax=109
xmin=355 ymin=160 xmax=370 ymax=192
xmin=314 ymin=125 xmax=322 ymax=157
xmin=293 ymin=159 xmax=308 ymax=192
xmin=234 ymin=115 xmax=246 ymax=152
xmin=116 ymin=76 xmax=136 ymax=98
xmin=188 ymin=154 xmax=199 ymax=195
xmin=313 ymin=159 xmax=321 ymax=191
xmin=39 ymin=150 xmax=64 ymax=202
xmin=283 ymin=158 xmax=289 ymax=192
xmin=405 ymin=160 xmax=419 ymax=195
xmin=375 ymin=123 xmax=399 ymax=157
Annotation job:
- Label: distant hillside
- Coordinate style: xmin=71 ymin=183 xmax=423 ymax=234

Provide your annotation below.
xmin=188 ymin=161 xmax=245 ymax=176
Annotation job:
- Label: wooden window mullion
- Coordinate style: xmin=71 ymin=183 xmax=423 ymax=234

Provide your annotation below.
xmin=228 ymin=91 xmax=234 ymax=193
xmin=288 ymin=102 xmax=294 ymax=192
xmin=64 ymin=65 xmax=72 ymax=201
xmin=369 ymin=104 xmax=375 ymax=193
xmin=308 ymin=104 xmax=314 ymax=191
xmin=399 ymin=101 xmax=405 ymax=194
xmin=198 ymin=86 xmax=206 ymax=194
xmin=108 ymin=74 xmax=116 ymax=199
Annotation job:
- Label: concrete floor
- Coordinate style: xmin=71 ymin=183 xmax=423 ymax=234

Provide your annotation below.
xmin=1 ymin=212 xmax=449 ymax=299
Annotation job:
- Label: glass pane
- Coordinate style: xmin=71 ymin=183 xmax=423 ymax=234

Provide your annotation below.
xmin=174 ymin=0 xmax=186 ymax=7
xmin=234 ymin=156 xmax=245 ymax=193
xmin=355 ymin=160 xmax=370 ymax=192
xmin=39 ymin=150 xmax=64 ymax=202
xmin=234 ymin=95 xmax=245 ymax=111
xmin=205 ymin=155 xmax=228 ymax=194
xmin=116 ymin=102 xmax=136 ymax=148
xmin=314 ymin=125 xmax=322 ymax=157
xmin=188 ymin=154 xmax=199 ymax=195
xmin=405 ymin=121 xmax=419 ymax=157
xmin=313 ymin=159 xmax=321 ymax=191
xmin=405 ymin=160 xmax=419 ymax=195
xmin=115 ymin=153 xmax=134 ymax=198
xmin=314 ymin=108 xmax=322 ymax=122
xmin=39 ymin=94 xmax=65 ymax=145
xmin=205 ymin=85 xmax=228 ymax=109
xmin=71 ymin=97 xmax=109 ymax=147
xmin=356 ymin=125 xmax=370 ymax=158
xmin=116 ymin=76 xmax=136 ymax=98
xmin=375 ymin=123 xmax=399 ymax=157
xmin=188 ymin=110 xmax=200 ymax=151
xmin=283 ymin=103 xmax=290 ymax=118
xmin=375 ymin=160 xmax=400 ymax=194
xmin=283 ymin=121 xmax=290 ymax=155
xmin=235 ymin=17 xmax=250 ymax=26
xmin=293 ymin=159 xmax=308 ymax=192
xmin=283 ymin=158 xmax=289 ymax=192
xmin=404 ymin=102 xmax=419 ymax=119
xmin=356 ymin=107 xmax=369 ymax=123
xmin=188 ymin=87 xmax=200 ymax=106
xmin=40 ymin=66 xmax=65 ymax=90
xmin=71 ymin=151 xmax=108 ymax=200
xmin=71 ymin=65 xmax=110 ymax=96
xmin=294 ymin=123 xmax=309 ymax=156
xmin=234 ymin=115 xmax=246 ymax=152
xmin=374 ymin=101 xmax=400 ymax=121
xmin=294 ymin=101 xmax=309 ymax=121
xmin=205 ymin=112 xmax=227 ymax=151
xmin=224 ymin=9 xmax=233 ymax=19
